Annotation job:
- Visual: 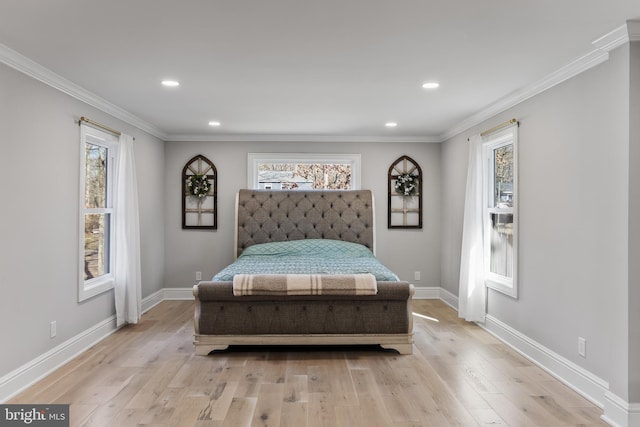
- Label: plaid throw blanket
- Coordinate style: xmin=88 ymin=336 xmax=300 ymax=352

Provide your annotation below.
xmin=232 ymin=273 xmax=378 ymax=296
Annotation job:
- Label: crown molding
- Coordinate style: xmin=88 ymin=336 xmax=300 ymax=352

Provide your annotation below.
xmin=165 ymin=133 xmax=440 ymax=143
xmin=441 ymin=21 xmax=638 ymax=142
xmin=440 ymin=20 xmax=640 ymax=141
xmin=0 ymin=43 xmax=168 ymax=141
xmin=0 ymin=43 xmax=438 ymax=144
xmin=592 ymin=23 xmax=630 ymax=52
xmin=439 ymin=48 xmax=609 ymax=141
xmin=593 ymin=20 xmax=640 ymax=48
xmin=162 ymin=18 xmax=640 ymax=145
xmin=628 ymin=20 xmax=640 ymax=42
xmin=3 ymin=19 xmax=636 ymax=145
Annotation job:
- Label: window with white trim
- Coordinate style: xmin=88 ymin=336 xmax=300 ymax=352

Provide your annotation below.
xmin=483 ymin=125 xmax=518 ymax=297
xmin=247 ymin=153 xmax=361 ymax=190
xmin=79 ymin=125 xmax=118 ymax=301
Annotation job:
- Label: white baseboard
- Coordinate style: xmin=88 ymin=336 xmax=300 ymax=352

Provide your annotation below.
xmin=602 ymin=392 xmax=640 ymax=427
xmin=141 ymin=289 xmax=164 ymax=313
xmin=140 ymin=288 xmax=194 ymax=314
xmin=412 ymin=286 xmax=460 ymax=313
xmin=0 ymin=315 xmax=118 ymax=403
xmin=413 ymin=286 xmax=440 ymax=299
xmin=482 ymin=315 xmax=609 ymax=408
xmin=162 ymin=287 xmax=195 ymax=301
xmin=0 ymin=288 xmax=189 ymax=403
xmin=438 ymin=287 xmax=459 ymax=310
xmin=428 ymin=290 xmax=638 ymax=426
xmin=481 ymin=314 xmax=640 ymax=426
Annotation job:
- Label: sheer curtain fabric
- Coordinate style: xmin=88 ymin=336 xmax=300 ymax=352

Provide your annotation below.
xmin=458 ymin=134 xmax=486 ymax=322
xmin=114 ymin=133 xmax=141 ymax=327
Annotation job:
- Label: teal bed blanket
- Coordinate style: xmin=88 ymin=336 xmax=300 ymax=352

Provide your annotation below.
xmin=213 ymin=239 xmax=400 ymax=282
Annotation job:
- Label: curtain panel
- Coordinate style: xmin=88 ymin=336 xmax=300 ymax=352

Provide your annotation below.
xmin=114 ymin=133 xmax=141 ymax=327
xmin=458 ymin=134 xmax=486 ymax=322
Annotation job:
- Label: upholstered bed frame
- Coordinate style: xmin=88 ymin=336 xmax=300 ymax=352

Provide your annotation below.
xmin=193 ymin=189 xmax=414 ymax=355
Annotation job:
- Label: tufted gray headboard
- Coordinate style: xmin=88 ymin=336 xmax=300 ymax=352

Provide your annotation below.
xmin=234 ymin=189 xmax=375 ymax=258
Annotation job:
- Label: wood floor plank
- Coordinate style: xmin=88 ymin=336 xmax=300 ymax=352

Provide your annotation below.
xmin=198 ymin=380 xmax=240 ymax=421
xmin=236 ymin=353 xmax=269 ymax=398
xmin=221 ymin=397 xmax=257 ymax=427
xmin=481 ymin=393 xmax=541 ymax=427
xmin=165 ymin=395 xmax=210 ymax=427
xmin=334 ymin=404 xmax=364 ymax=427
xmin=9 ymin=346 xmax=102 ymax=403
xmin=307 ymin=392 xmax=337 ymax=427
xmin=125 ymin=356 xmax=190 ymax=409
xmin=7 ymin=299 xmax=608 ymax=427
xmin=68 ymin=404 xmax=98 ymax=427
xmin=138 ymin=404 xmax=175 ymax=425
xmin=379 ymin=383 xmax=422 ymax=423
xmin=283 ymin=374 xmax=309 ymax=405
xmin=466 ymin=407 xmax=508 ymax=426
xmin=250 ymin=351 xmax=286 ymax=384
xmin=538 ymin=378 xmax=598 ymax=408
xmin=250 ymin=383 xmax=285 ymax=427
xmin=325 ymin=354 xmax=358 ymax=406
xmin=307 ymin=365 xmax=331 ymax=393
xmin=76 ymin=372 xmax=154 ymax=426
xmin=280 ymin=401 xmax=308 ymax=427
xmin=102 ymin=408 xmax=147 ymax=427
xmin=402 ymin=382 xmax=458 ymax=426
xmin=349 ymin=368 xmax=394 ymax=426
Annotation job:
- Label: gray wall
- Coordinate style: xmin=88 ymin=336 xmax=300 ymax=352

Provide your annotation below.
xmin=0 ymin=63 xmax=165 ymax=378
xmin=164 ymin=141 xmax=441 ymax=289
xmin=440 ymin=45 xmax=632 ymax=399
xmin=629 ymin=39 xmax=640 ymax=402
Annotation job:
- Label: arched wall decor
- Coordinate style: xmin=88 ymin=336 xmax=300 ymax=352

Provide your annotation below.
xmin=182 ymin=155 xmax=217 ymax=229
xmin=388 ymin=155 xmax=422 ymax=229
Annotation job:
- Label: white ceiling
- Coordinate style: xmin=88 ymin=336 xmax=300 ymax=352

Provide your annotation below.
xmin=1 ymin=1 xmax=639 ymax=142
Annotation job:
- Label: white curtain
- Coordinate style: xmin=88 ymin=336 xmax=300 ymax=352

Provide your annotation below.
xmin=114 ymin=133 xmax=142 ymax=327
xmin=458 ymin=134 xmax=486 ymax=322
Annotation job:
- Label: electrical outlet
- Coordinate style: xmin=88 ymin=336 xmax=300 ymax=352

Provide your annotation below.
xmin=195 ymin=271 xmax=202 ymax=280
xmin=50 ymin=321 xmax=57 ymax=338
xmin=578 ymin=337 xmax=586 ymax=358
xmin=414 ymin=271 xmax=421 ymax=281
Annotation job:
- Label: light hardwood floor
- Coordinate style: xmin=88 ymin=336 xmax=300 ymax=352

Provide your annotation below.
xmin=9 ymin=299 xmax=608 ymax=426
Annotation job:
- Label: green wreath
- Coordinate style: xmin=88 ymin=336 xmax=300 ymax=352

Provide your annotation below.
xmin=186 ymin=174 xmax=211 ymax=198
xmin=395 ymin=173 xmax=418 ymax=196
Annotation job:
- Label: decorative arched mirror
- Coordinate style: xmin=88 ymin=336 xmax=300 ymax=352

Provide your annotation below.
xmin=182 ymin=155 xmax=217 ymax=229
xmin=388 ymin=155 xmax=422 ymax=229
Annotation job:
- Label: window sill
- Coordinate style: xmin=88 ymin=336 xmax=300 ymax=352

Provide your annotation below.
xmin=486 ymin=277 xmax=517 ymax=299
xmin=79 ymin=276 xmax=114 ymax=302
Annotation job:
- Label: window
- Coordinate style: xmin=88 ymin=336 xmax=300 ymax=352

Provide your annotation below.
xmin=79 ymin=125 xmax=118 ymax=301
xmin=483 ymin=125 xmax=518 ymax=297
xmin=247 ymin=153 xmax=361 ymax=190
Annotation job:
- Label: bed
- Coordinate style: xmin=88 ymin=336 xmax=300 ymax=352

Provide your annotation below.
xmin=192 ymin=189 xmax=414 ymax=355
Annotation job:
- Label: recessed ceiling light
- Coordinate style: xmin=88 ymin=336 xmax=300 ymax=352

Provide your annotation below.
xmin=385 ymin=122 xmax=398 ymax=128
xmin=422 ymin=82 xmax=440 ymax=89
xmin=161 ymin=80 xmax=180 ymax=87
xmin=208 ymin=121 xmax=221 ymax=127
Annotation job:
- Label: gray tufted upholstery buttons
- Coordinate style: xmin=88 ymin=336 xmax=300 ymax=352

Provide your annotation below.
xmin=236 ymin=190 xmax=374 ymax=256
